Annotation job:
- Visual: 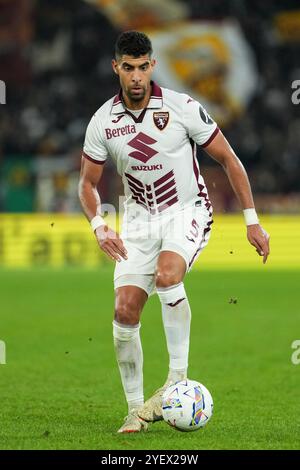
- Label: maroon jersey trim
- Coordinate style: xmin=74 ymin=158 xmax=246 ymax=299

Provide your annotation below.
xmin=191 ymin=141 xmax=211 ymax=210
xmin=189 ymin=217 xmax=213 ymax=268
xmin=125 ymin=108 xmax=147 ymax=124
xmin=82 ymin=151 xmax=106 ymax=165
xmin=201 ymin=127 xmax=220 ymax=148
xmin=151 ymin=81 xmax=163 ymax=98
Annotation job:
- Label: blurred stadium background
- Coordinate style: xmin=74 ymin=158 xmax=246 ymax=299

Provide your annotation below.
xmin=1 ymin=0 xmax=300 ymax=451
xmin=0 ymin=0 xmax=299 ymax=269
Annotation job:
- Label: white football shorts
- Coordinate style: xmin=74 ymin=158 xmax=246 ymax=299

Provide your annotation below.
xmin=114 ymin=202 xmax=213 ymax=296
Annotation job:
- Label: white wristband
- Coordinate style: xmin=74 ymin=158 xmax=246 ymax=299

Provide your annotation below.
xmin=91 ymin=215 xmax=106 ymax=232
xmin=243 ymin=208 xmax=259 ymax=226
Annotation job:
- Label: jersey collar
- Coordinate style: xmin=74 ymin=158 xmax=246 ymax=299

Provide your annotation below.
xmin=111 ymin=81 xmax=163 ymax=115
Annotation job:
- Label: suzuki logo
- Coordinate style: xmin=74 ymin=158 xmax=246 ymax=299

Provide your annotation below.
xmin=128 ymin=132 xmax=158 ymax=164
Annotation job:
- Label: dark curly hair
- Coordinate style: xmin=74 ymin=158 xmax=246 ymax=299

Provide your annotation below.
xmin=115 ymin=31 xmax=153 ymax=59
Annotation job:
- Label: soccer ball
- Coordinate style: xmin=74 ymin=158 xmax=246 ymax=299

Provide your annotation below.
xmin=162 ymin=379 xmax=213 ymax=432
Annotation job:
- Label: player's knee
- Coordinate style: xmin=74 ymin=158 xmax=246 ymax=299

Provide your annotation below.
xmin=155 ymin=268 xmax=182 ymax=289
xmin=114 ymin=298 xmax=141 ymax=325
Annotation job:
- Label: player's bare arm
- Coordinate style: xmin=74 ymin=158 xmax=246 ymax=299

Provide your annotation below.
xmin=204 ymin=131 xmax=270 ymax=264
xmin=78 ymin=157 xmax=127 ymax=263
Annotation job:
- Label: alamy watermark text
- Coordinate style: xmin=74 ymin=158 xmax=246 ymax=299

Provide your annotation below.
xmin=0 ymin=340 xmax=6 ymax=364
xmin=0 ymin=80 xmax=6 ymax=104
xmin=291 ymin=340 xmax=300 ymax=365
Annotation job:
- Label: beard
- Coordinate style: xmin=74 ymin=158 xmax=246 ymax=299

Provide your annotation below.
xmin=126 ymin=85 xmax=147 ymax=102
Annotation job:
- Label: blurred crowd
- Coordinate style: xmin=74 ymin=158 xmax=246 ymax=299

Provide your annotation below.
xmin=0 ymin=0 xmax=299 ymax=212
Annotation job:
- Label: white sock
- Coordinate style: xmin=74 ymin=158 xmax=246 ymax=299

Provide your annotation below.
xmin=113 ymin=321 xmax=144 ymax=413
xmin=157 ymin=282 xmax=191 ymax=382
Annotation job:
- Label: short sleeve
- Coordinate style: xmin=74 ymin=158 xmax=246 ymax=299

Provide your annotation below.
xmin=82 ymin=113 xmax=108 ymax=164
xmin=183 ymin=97 xmax=219 ymax=147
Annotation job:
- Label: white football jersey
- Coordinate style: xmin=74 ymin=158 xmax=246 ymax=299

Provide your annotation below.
xmin=83 ymin=82 xmax=219 ymax=217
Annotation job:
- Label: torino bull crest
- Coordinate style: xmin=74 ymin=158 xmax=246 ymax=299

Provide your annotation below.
xmin=153 ymin=112 xmax=169 ymax=130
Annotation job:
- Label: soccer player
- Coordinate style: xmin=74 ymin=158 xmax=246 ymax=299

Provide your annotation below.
xmin=78 ymin=31 xmax=270 ymax=433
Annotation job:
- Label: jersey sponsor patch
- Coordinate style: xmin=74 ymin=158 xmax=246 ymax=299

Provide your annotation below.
xmin=153 ymin=111 xmax=169 ymax=130
xmin=105 ymin=124 xmax=136 ymax=140
xmin=199 ymin=105 xmax=213 ymax=125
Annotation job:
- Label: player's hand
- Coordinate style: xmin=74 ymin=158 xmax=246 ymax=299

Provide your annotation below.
xmin=95 ymin=225 xmax=128 ymax=263
xmin=247 ymin=224 xmax=270 ymax=264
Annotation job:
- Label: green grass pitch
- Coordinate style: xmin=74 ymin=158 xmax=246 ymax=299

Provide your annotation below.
xmin=0 ymin=267 xmax=299 ymax=450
